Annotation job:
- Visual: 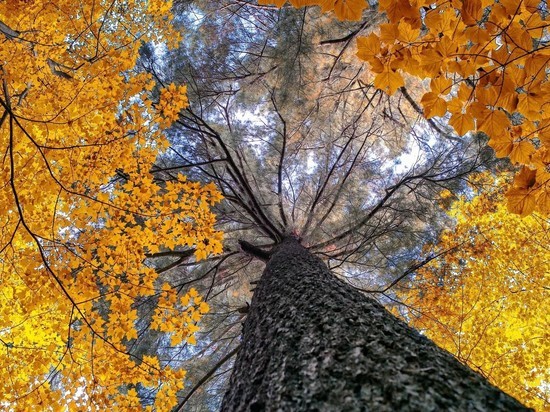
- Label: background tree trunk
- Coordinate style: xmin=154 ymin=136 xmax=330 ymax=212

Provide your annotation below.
xmin=221 ymin=237 xmax=531 ymax=411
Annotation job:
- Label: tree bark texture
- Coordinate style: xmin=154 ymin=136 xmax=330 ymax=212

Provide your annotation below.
xmin=221 ymin=237 xmax=530 ymax=411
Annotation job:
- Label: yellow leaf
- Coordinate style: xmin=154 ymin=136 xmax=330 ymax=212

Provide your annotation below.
xmin=258 ymin=0 xmax=287 ymax=5
xmin=373 ymin=68 xmax=404 ymax=95
xmin=378 ymin=0 xmax=417 ymax=21
xmin=199 ymin=301 xmax=210 ymax=314
xmin=180 ymin=295 xmax=190 ymax=306
xmin=379 ymin=23 xmax=399 ymax=43
xmin=505 ymin=187 xmax=536 ymax=216
xmin=171 ymin=334 xmax=183 ymax=346
xmin=538 ymin=118 xmax=550 ymax=146
xmin=421 ymin=92 xmax=448 ymax=119
xmin=517 ymin=92 xmax=545 ymax=120
xmin=449 ymin=112 xmax=475 ymax=136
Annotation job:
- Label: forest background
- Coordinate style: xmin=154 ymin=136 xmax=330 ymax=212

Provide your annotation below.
xmin=0 ymin=0 xmax=548 ymax=411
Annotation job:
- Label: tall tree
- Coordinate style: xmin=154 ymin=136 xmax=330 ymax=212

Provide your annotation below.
xmin=158 ymin=2 xmax=524 ymax=410
xmin=221 ymin=236 xmax=530 ymax=411
xmin=162 ymin=2 xmax=545 ymax=410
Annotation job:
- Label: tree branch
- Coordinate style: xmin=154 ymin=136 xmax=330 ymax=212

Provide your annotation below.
xmin=238 ymin=240 xmax=272 ymax=262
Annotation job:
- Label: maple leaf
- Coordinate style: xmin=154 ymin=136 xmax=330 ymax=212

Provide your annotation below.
xmin=333 ymin=0 xmax=368 ymax=21
xmin=488 ymin=134 xmax=514 ymax=158
xmin=449 ymin=112 xmax=475 ymax=136
xmin=430 ymin=76 xmax=453 ymax=96
xmin=509 ymin=140 xmax=535 ymax=165
xmin=460 ymin=0 xmax=483 ymax=26
xmin=421 ymin=92 xmax=448 ymax=119
xmin=513 ymin=167 xmax=537 ymax=189
xmin=506 ymin=187 xmax=536 ymax=216
xmin=374 ymin=67 xmax=404 ymax=95
xmin=356 ymin=34 xmax=380 ymax=62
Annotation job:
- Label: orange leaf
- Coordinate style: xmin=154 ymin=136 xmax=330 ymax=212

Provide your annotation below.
xmin=477 ymin=109 xmax=509 ymax=138
xmin=379 ymin=23 xmax=399 ymax=43
xmin=373 ymin=68 xmax=404 ymax=95
xmin=488 ymin=137 xmax=513 ymax=158
xmin=461 ymin=0 xmax=482 ymax=26
xmin=509 ymin=140 xmax=535 ymax=165
xmin=536 ymin=188 xmax=550 ymax=214
xmin=356 ymin=34 xmax=380 ymax=62
xmin=505 ymin=187 xmax=536 ymax=216
xmin=333 ymin=0 xmax=368 ymax=21
xmin=397 ymin=20 xmax=419 ymax=43
xmin=430 ymin=76 xmax=453 ymax=96
xmin=421 ymin=92 xmax=448 ymax=119
xmin=449 ymin=112 xmax=475 ymax=136
xmin=513 ymin=167 xmax=537 ymax=189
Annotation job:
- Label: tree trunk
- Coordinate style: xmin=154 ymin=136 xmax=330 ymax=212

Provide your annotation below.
xmin=221 ymin=237 xmax=531 ymax=411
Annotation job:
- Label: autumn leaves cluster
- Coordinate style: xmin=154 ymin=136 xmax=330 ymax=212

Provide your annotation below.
xmin=397 ymin=177 xmax=549 ymax=410
xmin=354 ymin=0 xmax=550 ymax=216
xmin=0 ymin=0 xmax=221 ymax=409
xmin=0 ymin=0 xmax=548 ymax=410
xmin=262 ymin=0 xmax=550 ymax=214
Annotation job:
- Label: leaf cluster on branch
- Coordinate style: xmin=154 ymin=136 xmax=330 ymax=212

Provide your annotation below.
xmin=397 ymin=173 xmax=549 ymax=410
xmin=0 ymin=1 xmax=222 ymax=409
xmin=263 ymin=0 xmax=550 ymax=216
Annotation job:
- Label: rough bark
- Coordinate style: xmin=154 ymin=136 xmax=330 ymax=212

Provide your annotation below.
xmin=221 ymin=237 xmax=531 ymax=411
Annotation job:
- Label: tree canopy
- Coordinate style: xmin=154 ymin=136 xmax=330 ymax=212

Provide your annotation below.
xmin=0 ymin=0 xmax=548 ymax=410
xmin=397 ymin=174 xmax=549 ymax=410
xmin=0 ymin=1 xmax=221 ymax=409
xmin=263 ymin=0 xmax=550 ymax=216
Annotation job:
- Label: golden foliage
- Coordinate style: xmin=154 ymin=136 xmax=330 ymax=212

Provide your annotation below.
xmin=358 ymin=0 xmax=550 ymax=215
xmin=398 ymin=176 xmax=549 ymax=410
xmin=0 ymin=0 xmax=222 ymax=409
xmin=270 ymin=0 xmax=550 ymax=215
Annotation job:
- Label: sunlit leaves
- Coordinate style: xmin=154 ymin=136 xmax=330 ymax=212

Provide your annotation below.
xmin=398 ymin=177 xmax=550 ymax=410
xmin=0 ymin=0 xmax=222 ymax=409
xmin=158 ymin=83 xmax=190 ymax=127
xmin=151 ymin=286 xmax=210 ymax=346
xmin=353 ymin=0 xmax=550 ymax=215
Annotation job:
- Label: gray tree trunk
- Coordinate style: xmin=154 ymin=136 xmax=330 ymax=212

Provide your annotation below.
xmin=221 ymin=237 xmax=531 ymax=411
